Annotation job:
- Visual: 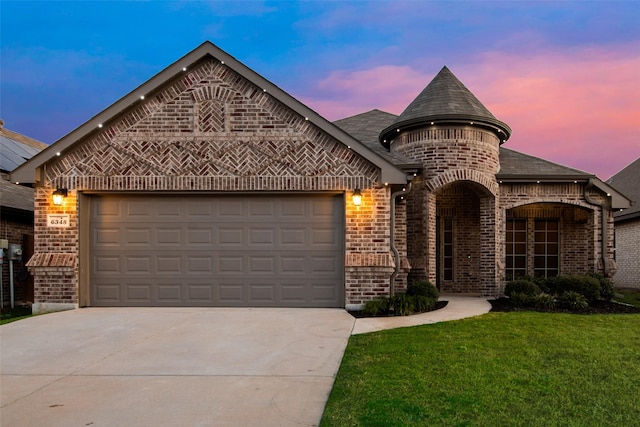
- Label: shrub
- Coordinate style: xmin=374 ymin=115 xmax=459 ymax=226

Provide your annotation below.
xmin=390 ymin=293 xmax=414 ymax=316
xmin=509 ymin=292 xmax=534 ymax=308
xmin=505 ymin=279 xmax=540 ymax=297
xmin=534 ymin=294 xmax=556 ymax=310
xmin=412 ymin=295 xmax=436 ymax=313
xmin=407 ymin=281 xmax=439 ymax=299
xmin=558 ymin=291 xmax=589 ymax=309
xmin=363 ymin=297 xmax=388 ymax=316
xmin=587 ymin=272 xmax=615 ymax=301
xmin=555 ymin=274 xmax=601 ymax=301
xmin=532 ymin=275 xmax=558 ymax=294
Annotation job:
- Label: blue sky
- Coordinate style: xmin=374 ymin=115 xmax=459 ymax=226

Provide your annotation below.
xmin=1 ymin=1 xmax=639 ymax=179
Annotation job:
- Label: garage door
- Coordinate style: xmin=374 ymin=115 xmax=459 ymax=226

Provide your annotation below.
xmin=89 ymin=194 xmax=344 ymax=307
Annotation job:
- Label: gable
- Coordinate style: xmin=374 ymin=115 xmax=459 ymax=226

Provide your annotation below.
xmin=11 ymin=42 xmax=406 ymax=187
xmin=44 ymin=58 xmax=385 ymax=191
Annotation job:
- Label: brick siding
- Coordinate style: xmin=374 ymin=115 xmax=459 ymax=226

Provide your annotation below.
xmin=29 ymin=58 xmax=396 ymax=308
xmin=614 ymin=220 xmax=640 ymax=288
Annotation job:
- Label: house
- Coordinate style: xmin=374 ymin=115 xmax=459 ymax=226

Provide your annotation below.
xmin=1 ymin=120 xmax=48 ymax=307
xmin=607 ymin=158 xmax=640 ymax=288
xmin=11 ymin=42 xmax=630 ymax=313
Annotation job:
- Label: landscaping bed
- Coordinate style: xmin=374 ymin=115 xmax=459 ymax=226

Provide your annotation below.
xmin=349 ymin=300 xmax=448 ymax=318
xmin=490 ymin=297 xmax=640 ymax=314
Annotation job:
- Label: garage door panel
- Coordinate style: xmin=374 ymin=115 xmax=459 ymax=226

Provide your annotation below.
xmin=95 ymin=256 xmax=121 ymax=274
xmin=249 ymin=256 xmax=275 ymax=274
xmin=218 ymin=228 xmax=244 ymax=246
xmin=187 ymin=228 xmax=213 ymax=245
xmin=157 ymin=201 xmax=183 ymax=217
xmin=125 ymin=256 xmax=152 ymax=273
xmin=187 ymin=257 xmax=213 ymax=273
xmin=157 ymin=285 xmax=182 ymax=302
xmin=127 ymin=285 xmax=152 ymax=302
xmin=218 ymin=256 xmax=244 ymax=274
xmin=125 ymin=228 xmax=152 ymax=246
xmin=94 ymin=228 xmax=121 ymax=246
xmin=186 ymin=201 xmax=212 ymax=217
xmin=94 ymin=283 xmax=121 ymax=302
xmin=249 ymin=228 xmax=275 ymax=245
xmin=90 ymin=194 xmax=344 ymax=307
xmin=156 ymin=228 xmax=182 ymax=245
xmin=280 ymin=228 xmax=306 ymax=246
xmin=249 ymin=285 xmax=275 ymax=302
xmin=157 ymin=257 xmax=182 ymax=273
xmin=127 ymin=200 xmax=153 ymax=217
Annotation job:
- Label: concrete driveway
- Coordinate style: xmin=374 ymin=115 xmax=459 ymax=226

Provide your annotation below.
xmin=1 ymin=307 xmax=355 ymax=427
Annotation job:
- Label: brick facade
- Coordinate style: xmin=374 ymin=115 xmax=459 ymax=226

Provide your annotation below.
xmin=392 ymin=124 xmax=613 ymax=296
xmin=20 ymin=44 xmax=621 ymax=311
xmin=27 ymin=57 xmax=396 ymax=310
xmin=614 ymin=220 xmax=640 ymax=288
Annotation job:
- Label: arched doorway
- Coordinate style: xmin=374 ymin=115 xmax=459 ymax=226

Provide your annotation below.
xmin=432 ymin=181 xmax=497 ymax=294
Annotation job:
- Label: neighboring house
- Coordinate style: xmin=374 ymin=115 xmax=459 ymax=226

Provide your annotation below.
xmin=1 ymin=120 xmax=48 ymax=307
xmin=11 ymin=42 xmax=630 ymax=313
xmin=607 ymin=158 xmax=640 ymax=288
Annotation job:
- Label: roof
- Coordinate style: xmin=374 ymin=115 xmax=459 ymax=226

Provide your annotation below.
xmin=10 ymin=41 xmax=407 ymax=186
xmin=380 ymin=66 xmax=511 ymax=146
xmin=0 ymin=121 xmax=48 ymax=173
xmin=0 ymin=174 xmax=35 ymax=212
xmin=497 ymin=148 xmax=594 ymax=181
xmin=333 ymin=110 xmax=420 ymax=169
xmin=498 ymin=148 xmax=630 ymax=209
xmin=607 ymin=157 xmax=640 ymax=221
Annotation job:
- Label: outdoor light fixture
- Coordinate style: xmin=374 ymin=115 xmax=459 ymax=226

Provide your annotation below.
xmin=52 ymin=188 xmax=68 ymax=206
xmin=352 ymin=189 xmax=362 ymax=206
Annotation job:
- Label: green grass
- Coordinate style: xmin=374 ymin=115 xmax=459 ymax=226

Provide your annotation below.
xmin=321 ymin=312 xmax=640 ymax=426
xmin=0 ymin=306 xmax=33 ymax=325
xmin=614 ymin=288 xmax=640 ymax=307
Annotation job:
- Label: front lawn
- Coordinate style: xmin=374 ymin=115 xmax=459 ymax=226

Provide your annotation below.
xmin=321 ymin=312 xmax=640 ymax=426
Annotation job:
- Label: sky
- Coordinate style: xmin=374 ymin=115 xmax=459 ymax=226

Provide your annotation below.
xmin=1 ymin=1 xmax=639 ymax=181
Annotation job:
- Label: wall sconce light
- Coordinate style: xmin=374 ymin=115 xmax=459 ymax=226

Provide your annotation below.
xmin=52 ymin=188 xmax=68 ymax=206
xmin=352 ymin=189 xmax=362 ymax=206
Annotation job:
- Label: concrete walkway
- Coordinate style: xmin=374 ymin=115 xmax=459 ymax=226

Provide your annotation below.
xmin=352 ymin=296 xmax=492 ymax=335
xmin=0 ymin=297 xmax=490 ymax=427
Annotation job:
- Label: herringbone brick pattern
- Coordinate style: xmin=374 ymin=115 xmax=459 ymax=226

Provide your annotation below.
xmin=46 ymin=58 xmax=380 ymax=190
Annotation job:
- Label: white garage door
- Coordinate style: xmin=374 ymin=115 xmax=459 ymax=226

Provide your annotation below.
xmin=89 ymin=194 xmax=344 ymax=307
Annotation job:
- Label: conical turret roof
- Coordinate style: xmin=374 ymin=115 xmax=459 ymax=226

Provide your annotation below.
xmin=380 ymin=66 xmax=511 ymax=146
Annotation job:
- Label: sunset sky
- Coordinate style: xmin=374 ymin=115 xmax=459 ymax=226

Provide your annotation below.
xmin=1 ymin=1 xmax=638 ymax=180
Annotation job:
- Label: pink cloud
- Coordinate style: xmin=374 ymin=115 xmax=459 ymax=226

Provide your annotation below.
xmin=302 ymin=44 xmax=640 ymax=180
xmin=301 ymin=65 xmax=429 ymax=120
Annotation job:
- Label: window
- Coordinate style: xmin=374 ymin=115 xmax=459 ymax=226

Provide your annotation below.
xmin=443 ymin=218 xmax=453 ymax=281
xmin=534 ymin=220 xmax=559 ymax=277
xmin=506 ymin=219 xmax=527 ymax=280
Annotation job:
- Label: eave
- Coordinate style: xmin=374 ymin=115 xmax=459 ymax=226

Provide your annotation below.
xmin=11 ymin=41 xmax=407 ymax=186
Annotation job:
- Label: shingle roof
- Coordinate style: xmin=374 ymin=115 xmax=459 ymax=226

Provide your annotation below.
xmin=497 ymin=148 xmax=594 ymax=180
xmin=607 ymin=157 xmax=640 ymax=221
xmin=0 ymin=174 xmax=35 ymax=212
xmin=379 ymin=66 xmax=511 ymax=146
xmin=333 ymin=110 xmax=420 ymax=168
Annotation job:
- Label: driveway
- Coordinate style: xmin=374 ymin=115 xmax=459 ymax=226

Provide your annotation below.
xmin=1 ymin=307 xmax=355 ymax=427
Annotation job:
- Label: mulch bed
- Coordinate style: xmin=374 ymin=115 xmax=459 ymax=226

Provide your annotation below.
xmin=349 ymin=300 xmax=449 ymax=318
xmin=490 ymin=298 xmax=640 ymax=314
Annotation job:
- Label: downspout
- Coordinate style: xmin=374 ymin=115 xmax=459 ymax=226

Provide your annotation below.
xmin=584 ymin=178 xmax=610 ymax=276
xmin=390 ymin=182 xmax=412 ymax=297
